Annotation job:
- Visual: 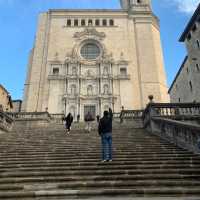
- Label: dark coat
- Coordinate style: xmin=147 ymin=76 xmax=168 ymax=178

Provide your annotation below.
xmin=98 ymin=116 xmax=112 ymax=135
xmin=84 ymin=113 xmax=94 ymax=122
xmin=65 ymin=114 xmax=73 ymax=125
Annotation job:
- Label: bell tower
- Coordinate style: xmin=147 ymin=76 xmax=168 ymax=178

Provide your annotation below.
xmin=120 ymin=0 xmax=151 ymax=11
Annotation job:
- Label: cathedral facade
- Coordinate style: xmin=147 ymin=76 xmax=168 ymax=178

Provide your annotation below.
xmin=22 ymin=0 xmax=169 ymax=120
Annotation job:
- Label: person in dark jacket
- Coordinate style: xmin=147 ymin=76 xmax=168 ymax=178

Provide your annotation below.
xmin=63 ymin=113 xmax=73 ymax=134
xmin=109 ymin=108 xmax=113 ymax=120
xmin=98 ymin=110 xmax=113 ymax=162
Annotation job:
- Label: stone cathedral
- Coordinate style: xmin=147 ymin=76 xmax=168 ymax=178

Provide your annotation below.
xmin=22 ymin=0 xmax=169 ymax=120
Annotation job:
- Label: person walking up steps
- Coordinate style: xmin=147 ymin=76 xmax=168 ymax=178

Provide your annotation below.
xmin=98 ymin=110 xmax=113 ymax=162
xmin=84 ymin=112 xmax=94 ymax=133
xmin=63 ymin=113 xmax=73 ymax=134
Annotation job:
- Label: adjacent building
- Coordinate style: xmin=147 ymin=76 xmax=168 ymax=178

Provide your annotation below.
xmin=0 ymin=84 xmax=13 ymax=112
xmin=12 ymin=100 xmax=22 ymax=113
xmin=169 ymin=3 xmax=200 ymax=103
xmin=22 ymin=0 xmax=169 ymax=120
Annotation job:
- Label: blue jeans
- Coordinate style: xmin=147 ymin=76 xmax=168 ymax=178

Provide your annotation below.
xmin=101 ymin=132 xmax=112 ymax=160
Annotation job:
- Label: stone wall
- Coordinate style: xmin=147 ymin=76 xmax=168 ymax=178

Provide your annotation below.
xmin=22 ymin=7 xmax=169 ymax=117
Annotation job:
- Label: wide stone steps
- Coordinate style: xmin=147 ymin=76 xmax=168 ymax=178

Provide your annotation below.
xmin=0 ymin=125 xmax=200 ymax=198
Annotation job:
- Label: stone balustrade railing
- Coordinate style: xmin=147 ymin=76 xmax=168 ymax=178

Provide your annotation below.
xmin=151 ymin=117 xmax=200 ymax=154
xmin=6 ymin=112 xmax=52 ymax=121
xmin=143 ymin=103 xmax=200 ymax=154
xmin=113 ymin=110 xmax=143 ymax=119
xmin=0 ymin=112 xmax=13 ymax=133
xmin=50 ymin=114 xmax=65 ymax=123
xmin=143 ymin=103 xmax=200 ymax=128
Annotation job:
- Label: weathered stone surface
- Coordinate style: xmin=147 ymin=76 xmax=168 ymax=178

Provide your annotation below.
xmin=0 ymin=121 xmax=200 ymax=198
xmin=22 ymin=1 xmax=169 ymax=118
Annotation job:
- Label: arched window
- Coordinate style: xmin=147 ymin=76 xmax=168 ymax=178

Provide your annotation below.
xmin=74 ymin=19 xmax=79 ymax=26
xmin=103 ymin=84 xmax=109 ymax=94
xmin=67 ymin=19 xmax=71 ymax=26
xmin=95 ymin=19 xmax=100 ymax=26
xmin=103 ymin=19 xmax=107 ymax=26
xmin=109 ymin=19 xmax=114 ymax=26
xmin=88 ymin=19 xmax=93 ymax=26
xmin=87 ymin=85 xmax=93 ymax=96
xmin=71 ymin=85 xmax=77 ymax=95
xmin=81 ymin=19 xmax=86 ymax=26
xmin=81 ymin=43 xmax=100 ymax=60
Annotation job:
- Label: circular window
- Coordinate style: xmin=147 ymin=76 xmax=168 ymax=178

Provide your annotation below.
xmin=80 ymin=43 xmax=100 ymax=60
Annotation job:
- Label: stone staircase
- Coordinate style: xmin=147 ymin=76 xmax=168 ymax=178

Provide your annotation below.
xmin=0 ymin=122 xmax=200 ymax=199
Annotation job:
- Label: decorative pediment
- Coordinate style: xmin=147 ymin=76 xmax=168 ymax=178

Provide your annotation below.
xmin=74 ymin=27 xmax=106 ymax=40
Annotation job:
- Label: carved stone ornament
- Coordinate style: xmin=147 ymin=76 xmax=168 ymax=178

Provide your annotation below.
xmin=74 ymin=27 xmax=106 ymax=40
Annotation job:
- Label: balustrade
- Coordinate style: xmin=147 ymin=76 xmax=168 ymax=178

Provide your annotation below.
xmin=151 ymin=117 xmax=200 ymax=154
xmin=7 ymin=112 xmax=52 ymax=121
xmin=0 ymin=112 xmax=13 ymax=132
xmin=143 ymin=102 xmax=200 ymax=154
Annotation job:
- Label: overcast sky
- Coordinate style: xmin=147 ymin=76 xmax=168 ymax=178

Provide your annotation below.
xmin=0 ymin=0 xmax=199 ymax=99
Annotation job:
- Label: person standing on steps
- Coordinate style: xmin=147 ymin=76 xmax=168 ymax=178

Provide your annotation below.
xmin=98 ymin=110 xmax=113 ymax=162
xmin=84 ymin=112 xmax=94 ymax=133
xmin=63 ymin=113 xmax=73 ymax=134
xmin=109 ymin=108 xmax=113 ymax=121
xmin=120 ymin=106 xmax=124 ymax=124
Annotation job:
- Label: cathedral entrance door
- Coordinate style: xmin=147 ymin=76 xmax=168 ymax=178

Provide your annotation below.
xmin=84 ymin=105 xmax=96 ymax=119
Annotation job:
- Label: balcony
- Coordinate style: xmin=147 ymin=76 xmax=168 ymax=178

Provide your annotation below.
xmin=48 ymin=74 xmax=65 ymax=80
xmin=114 ymin=74 xmax=131 ymax=80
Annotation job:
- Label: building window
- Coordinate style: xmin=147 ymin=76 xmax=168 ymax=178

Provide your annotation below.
xmin=88 ymin=19 xmax=93 ymax=26
xmin=198 ymin=16 xmax=200 ymax=23
xmin=103 ymin=19 xmax=107 ymax=26
xmin=103 ymin=84 xmax=109 ymax=94
xmin=109 ymin=19 xmax=114 ymax=26
xmin=81 ymin=19 xmax=86 ymax=26
xmin=120 ymin=68 xmax=127 ymax=76
xmin=196 ymin=63 xmax=200 ymax=71
xmin=81 ymin=43 xmax=100 ymax=60
xmin=196 ymin=40 xmax=200 ymax=49
xmin=178 ymin=98 xmax=181 ymax=103
xmin=67 ymin=19 xmax=71 ymax=26
xmin=74 ymin=19 xmax=79 ymax=26
xmin=95 ymin=19 xmax=100 ymax=26
xmin=186 ymin=67 xmax=189 ymax=74
xmin=87 ymin=85 xmax=93 ymax=96
xmin=189 ymin=81 xmax=193 ymax=92
xmin=53 ymin=68 xmax=59 ymax=75
xmin=187 ymin=33 xmax=191 ymax=41
xmin=192 ymin=24 xmax=197 ymax=32
xmin=71 ymin=85 xmax=77 ymax=95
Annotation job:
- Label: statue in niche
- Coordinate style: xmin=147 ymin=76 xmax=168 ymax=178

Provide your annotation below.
xmin=87 ymin=85 xmax=93 ymax=96
xmin=103 ymin=84 xmax=109 ymax=95
xmin=71 ymin=85 xmax=77 ymax=95
xmin=72 ymin=67 xmax=77 ymax=75
xmin=103 ymin=67 xmax=109 ymax=76
xmin=87 ymin=70 xmax=92 ymax=77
